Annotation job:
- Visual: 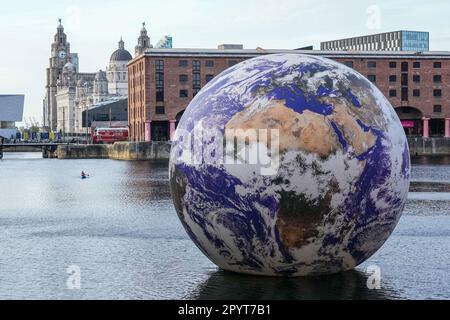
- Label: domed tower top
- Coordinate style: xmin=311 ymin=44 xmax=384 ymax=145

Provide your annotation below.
xmin=135 ymin=22 xmax=152 ymax=56
xmin=110 ymin=37 xmax=132 ymax=62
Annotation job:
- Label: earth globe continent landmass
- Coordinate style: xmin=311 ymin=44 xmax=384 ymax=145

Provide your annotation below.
xmin=169 ymin=53 xmax=410 ymax=276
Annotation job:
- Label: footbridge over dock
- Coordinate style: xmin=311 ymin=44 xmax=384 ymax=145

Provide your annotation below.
xmin=0 ymin=143 xmax=69 ymax=159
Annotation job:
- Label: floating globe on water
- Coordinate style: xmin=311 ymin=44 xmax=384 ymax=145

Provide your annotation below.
xmin=169 ymin=54 xmax=410 ymax=276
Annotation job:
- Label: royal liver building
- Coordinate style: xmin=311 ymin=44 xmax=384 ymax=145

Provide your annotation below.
xmin=43 ymin=20 xmax=152 ymax=136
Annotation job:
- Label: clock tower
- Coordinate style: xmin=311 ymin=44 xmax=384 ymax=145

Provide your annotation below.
xmin=45 ymin=19 xmax=72 ymax=130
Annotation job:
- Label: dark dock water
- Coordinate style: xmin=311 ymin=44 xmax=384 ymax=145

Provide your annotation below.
xmin=0 ymin=152 xmax=448 ymax=299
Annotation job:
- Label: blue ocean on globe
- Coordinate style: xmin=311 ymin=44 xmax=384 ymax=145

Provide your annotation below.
xmin=169 ymin=54 xmax=410 ymax=276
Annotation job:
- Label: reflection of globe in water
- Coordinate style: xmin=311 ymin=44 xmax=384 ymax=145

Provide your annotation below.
xmin=169 ymin=54 xmax=410 ymax=276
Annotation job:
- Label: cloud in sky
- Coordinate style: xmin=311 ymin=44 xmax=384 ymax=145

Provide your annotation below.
xmin=0 ymin=0 xmax=449 ymax=124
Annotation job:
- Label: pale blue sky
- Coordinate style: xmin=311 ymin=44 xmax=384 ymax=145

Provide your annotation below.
xmin=1 ymin=0 xmax=449 ymax=124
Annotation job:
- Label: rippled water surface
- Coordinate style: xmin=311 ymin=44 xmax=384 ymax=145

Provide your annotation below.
xmin=411 ymin=156 xmax=450 ymax=182
xmin=0 ymin=152 xmax=448 ymax=299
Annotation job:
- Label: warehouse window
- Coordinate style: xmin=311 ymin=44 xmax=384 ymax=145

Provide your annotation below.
xmin=401 ymin=74 xmax=408 ymax=86
xmin=434 ymin=89 xmax=442 ymax=97
xmin=192 ymin=60 xmax=201 ymax=97
xmin=155 ymin=106 xmax=165 ymax=114
xmin=344 ymin=61 xmax=353 ymax=68
xmin=193 ymin=60 xmax=200 ymax=71
xmin=179 ymin=90 xmax=188 ymax=98
xmin=179 ymin=74 xmax=188 ymax=82
xmin=434 ymin=75 xmax=442 ymax=83
xmin=401 ymin=62 xmax=408 ymax=72
xmin=155 ymin=60 xmax=164 ymax=102
xmin=401 ymin=88 xmax=408 ymax=101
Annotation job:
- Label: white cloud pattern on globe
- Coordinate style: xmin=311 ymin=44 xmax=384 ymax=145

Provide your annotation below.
xmin=169 ymin=54 xmax=410 ymax=276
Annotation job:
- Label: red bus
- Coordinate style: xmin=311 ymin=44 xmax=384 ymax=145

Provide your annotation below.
xmin=92 ymin=127 xmax=128 ymax=144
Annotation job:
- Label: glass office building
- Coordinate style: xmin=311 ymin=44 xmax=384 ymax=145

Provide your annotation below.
xmin=401 ymin=31 xmax=429 ymax=51
xmin=81 ymin=97 xmax=128 ymax=128
xmin=321 ymin=31 xmax=429 ymax=52
xmin=155 ymin=36 xmax=173 ymax=49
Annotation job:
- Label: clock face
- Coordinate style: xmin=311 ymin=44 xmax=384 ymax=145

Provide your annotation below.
xmin=58 ymin=50 xmax=67 ymax=59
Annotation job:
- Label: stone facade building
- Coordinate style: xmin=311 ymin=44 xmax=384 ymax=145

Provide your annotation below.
xmin=107 ymin=38 xmax=132 ymax=96
xmin=44 ymin=20 xmax=76 ymax=131
xmin=128 ymin=48 xmax=450 ymax=141
xmin=44 ymin=21 xmax=151 ymax=136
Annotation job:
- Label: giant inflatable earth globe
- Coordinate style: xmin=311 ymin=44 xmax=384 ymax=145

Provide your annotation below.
xmin=169 ymin=54 xmax=410 ymax=276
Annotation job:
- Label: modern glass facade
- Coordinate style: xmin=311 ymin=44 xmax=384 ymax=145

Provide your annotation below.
xmin=81 ymin=98 xmax=128 ymax=128
xmin=321 ymin=31 xmax=430 ymax=52
xmin=155 ymin=36 xmax=173 ymax=49
xmin=401 ymin=31 xmax=429 ymax=51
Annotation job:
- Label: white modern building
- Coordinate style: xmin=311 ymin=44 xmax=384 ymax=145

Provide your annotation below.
xmin=0 ymin=95 xmax=24 ymax=140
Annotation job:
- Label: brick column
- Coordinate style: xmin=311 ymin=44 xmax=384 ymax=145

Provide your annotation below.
xmin=422 ymin=117 xmax=430 ymax=138
xmin=445 ymin=118 xmax=450 ymax=138
xmin=145 ymin=120 xmax=151 ymax=142
xmin=169 ymin=120 xmax=177 ymax=142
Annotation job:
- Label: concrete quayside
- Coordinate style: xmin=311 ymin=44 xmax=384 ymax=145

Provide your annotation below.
xmin=56 ymin=137 xmax=450 ymax=160
xmin=56 ymin=141 xmax=171 ymax=161
xmin=2 ymin=137 xmax=450 ymax=161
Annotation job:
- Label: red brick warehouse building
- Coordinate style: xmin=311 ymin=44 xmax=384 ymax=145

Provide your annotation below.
xmin=128 ymin=48 xmax=450 ymax=141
